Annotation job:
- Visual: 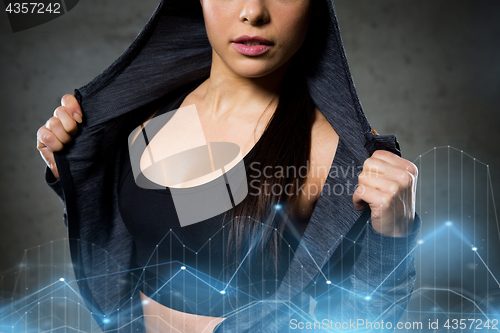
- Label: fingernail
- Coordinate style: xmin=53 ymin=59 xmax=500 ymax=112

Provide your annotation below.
xmin=73 ymin=113 xmax=82 ymax=123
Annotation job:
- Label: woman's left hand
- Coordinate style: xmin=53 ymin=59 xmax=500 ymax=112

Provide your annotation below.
xmin=353 ymin=150 xmax=418 ymax=237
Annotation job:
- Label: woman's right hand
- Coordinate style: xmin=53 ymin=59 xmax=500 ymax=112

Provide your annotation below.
xmin=37 ymin=94 xmax=83 ymax=180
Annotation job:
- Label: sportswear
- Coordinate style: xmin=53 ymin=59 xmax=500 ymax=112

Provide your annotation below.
xmin=45 ymin=0 xmax=422 ymax=331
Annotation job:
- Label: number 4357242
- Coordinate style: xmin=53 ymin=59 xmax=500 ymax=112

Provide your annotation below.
xmin=444 ymin=319 xmax=498 ymax=330
xmin=5 ymin=3 xmax=61 ymax=14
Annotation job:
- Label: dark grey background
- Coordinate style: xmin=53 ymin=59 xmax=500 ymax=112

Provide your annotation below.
xmin=0 ymin=0 xmax=499 ymax=309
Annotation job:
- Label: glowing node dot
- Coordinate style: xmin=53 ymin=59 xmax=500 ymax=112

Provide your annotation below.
xmin=142 ymin=300 xmax=149 ymax=305
xmin=365 ymin=296 xmax=372 ymax=301
xmin=417 ymin=240 xmax=424 ymax=245
xmin=59 ymin=278 xmax=65 ymax=282
xmin=445 ymin=221 xmax=453 ymax=226
xmin=181 ymin=266 xmax=186 ymax=270
xmin=326 ymin=280 xmax=332 ymax=285
xmin=472 ymin=247 xmax=477 ymax=251
xmin=103 ymin=318 xmax=110 ymax=324
xmin=275 ymin=204 xmax=282 ymax=210
xmin=220 ymin=290 xmax=226 ymax=295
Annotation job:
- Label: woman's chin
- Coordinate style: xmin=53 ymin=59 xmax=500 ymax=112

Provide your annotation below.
xmin=213 ymin=49 xmax=288 ymax=79
xmin=228 ymin=63 xmax=285 ymax=79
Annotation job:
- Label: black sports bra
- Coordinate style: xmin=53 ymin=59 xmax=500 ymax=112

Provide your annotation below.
xmin=118 ymin=83 xmax=301 ymax=317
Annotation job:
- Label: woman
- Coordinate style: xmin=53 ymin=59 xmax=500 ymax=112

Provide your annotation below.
xmin=37 ymin=0 xmax=421 ymax=332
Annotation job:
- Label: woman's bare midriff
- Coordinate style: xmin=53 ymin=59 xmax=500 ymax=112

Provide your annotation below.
xmin=140 ymin=291 xmax=225 ymax=333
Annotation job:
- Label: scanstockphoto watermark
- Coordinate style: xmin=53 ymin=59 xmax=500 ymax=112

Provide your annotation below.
xmin=290 ymin=318 xmax=499 ymax=331
xmin=247 ymin=161 xmax=379 ymax=198
xmin=289 ymin=318 xmax=424 ymax=331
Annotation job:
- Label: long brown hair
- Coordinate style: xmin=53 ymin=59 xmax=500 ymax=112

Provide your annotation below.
xmin=221 ymin=1 xmax=330 ymax=295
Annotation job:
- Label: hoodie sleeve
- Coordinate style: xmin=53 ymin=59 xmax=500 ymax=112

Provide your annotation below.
xmin=44 ymin=165 xmax=68 ymax=227
xmin=313 ymin=213 xmax=421 ymax=330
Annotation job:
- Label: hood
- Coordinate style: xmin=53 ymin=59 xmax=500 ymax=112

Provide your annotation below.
xmin=54 ymin=0 xmax=402 ymax=331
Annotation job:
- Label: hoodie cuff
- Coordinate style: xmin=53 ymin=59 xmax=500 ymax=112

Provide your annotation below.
xmin=362 ymin=213 xmax=421 ymax=268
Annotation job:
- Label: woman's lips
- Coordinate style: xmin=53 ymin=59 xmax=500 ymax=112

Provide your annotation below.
xmin=232 ymin=42 xmax=272 ymax=56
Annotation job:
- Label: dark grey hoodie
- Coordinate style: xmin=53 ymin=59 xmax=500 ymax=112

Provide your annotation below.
xmin=45 ymin=0 xmax=421 ymax=331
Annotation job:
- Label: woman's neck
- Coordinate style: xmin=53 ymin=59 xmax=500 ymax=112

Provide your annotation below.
xmin=194 ymin=49 xmax=290 ymax=119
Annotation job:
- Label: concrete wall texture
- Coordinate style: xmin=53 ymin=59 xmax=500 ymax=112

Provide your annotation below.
xmin=0 ymin=0 xmax=499 ymax=294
